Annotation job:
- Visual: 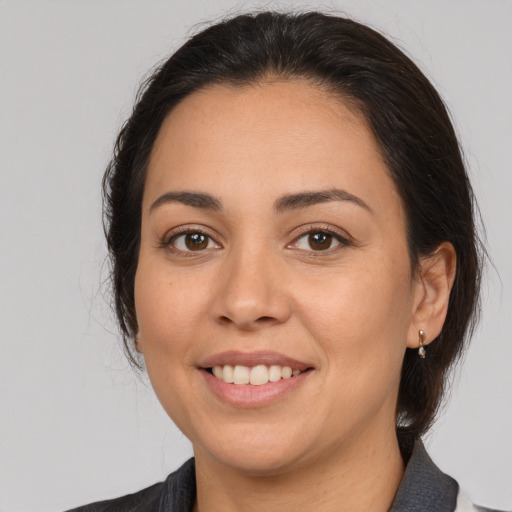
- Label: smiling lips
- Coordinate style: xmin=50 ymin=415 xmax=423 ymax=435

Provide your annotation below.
xmin=210 ymin=364 xmax=305 ymax=385
xmin=199 ymin=352 xmax=313 ymax=407
xmin=200 ymin=351 xmax=313 ymax=389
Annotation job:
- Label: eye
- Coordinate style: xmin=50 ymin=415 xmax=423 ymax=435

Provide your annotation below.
xmin=291 ymin=229 xmax=350 ymax=252
xmin=170 ymin=231 xmax=219 ymax=252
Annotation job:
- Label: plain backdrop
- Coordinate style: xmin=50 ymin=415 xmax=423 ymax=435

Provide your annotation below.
xmin=1 ymin=1 xmax=511 ymax=510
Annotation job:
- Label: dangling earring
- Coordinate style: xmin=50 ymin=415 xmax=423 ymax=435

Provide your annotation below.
xmin=418 ymin=330 xmax=426 ymax=358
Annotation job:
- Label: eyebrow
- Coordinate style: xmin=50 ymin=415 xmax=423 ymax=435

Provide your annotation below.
xmin=273 ymin=189 xmax=373 ymax=214
xmin=149 ymin=188 xmax=372 ymax=215
xmin=149 ymin=191 xmax=222 ymax=213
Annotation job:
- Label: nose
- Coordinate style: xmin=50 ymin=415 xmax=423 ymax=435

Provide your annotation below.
xmin=211 ymin=245 xmax=292 ymax=331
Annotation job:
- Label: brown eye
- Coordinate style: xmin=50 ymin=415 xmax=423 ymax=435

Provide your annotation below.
xmin=184 ymin=233 xmax=208 ymax=250
xmin=171 ymin=232 xmax=218 ymax=252
xmin=290 ymin=229 xmax=349 ymax=253
xmin=308 ymin=232 xmax=333 ymax=250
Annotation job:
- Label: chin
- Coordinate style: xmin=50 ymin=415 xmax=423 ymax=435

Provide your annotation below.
xmin=192 ymin=423 xmax=313 ymax=476
xmin=208 ymin=447 xmax=305 ymax=476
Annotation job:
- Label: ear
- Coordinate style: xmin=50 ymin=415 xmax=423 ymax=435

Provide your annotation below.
xmin=134 ymin=331 xmax=143 ymax=353
xmin=407 ymin=242 xmax=457 ymax=349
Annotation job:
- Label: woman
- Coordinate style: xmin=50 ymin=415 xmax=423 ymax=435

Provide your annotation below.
xmin=68 ymin=11 xmax=503 ymax=512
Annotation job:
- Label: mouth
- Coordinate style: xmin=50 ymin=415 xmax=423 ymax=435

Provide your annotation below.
xmin=198 ymin=351 xmax=315 ymax=405
xmin=204 ymin=364 xmax=313 ymax=386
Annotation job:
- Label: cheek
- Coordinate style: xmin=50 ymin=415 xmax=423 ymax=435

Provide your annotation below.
xmin=296 ymin=260 xmax=413 ymax=382
xmin=134 ymin=268 xmax=196 ymax=395
xmin=135 ymin=261 xmax=211 ymax=345
xmin=133 ymin=263 xmax=208 ymax=429
xmin=295 ymin=268 xmax=412 ymax=437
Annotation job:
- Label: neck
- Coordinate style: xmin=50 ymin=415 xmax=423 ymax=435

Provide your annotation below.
xmin=193 ymin=427 xmax=404 ymax=512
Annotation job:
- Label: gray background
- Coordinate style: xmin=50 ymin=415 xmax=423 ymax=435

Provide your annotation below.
xmin=1 ymin=1 xmax=510 ymax=510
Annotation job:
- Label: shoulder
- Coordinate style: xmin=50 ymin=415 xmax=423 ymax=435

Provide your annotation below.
xmin=455 ymin=491 xmax=511 ymax=512
xmin=65 ymin=481 xmax=163 ymax=512
xmin=392 ymin=433 xmax=509 ymax=512
xmin=64 ymin=458 xmax=196 ymax=512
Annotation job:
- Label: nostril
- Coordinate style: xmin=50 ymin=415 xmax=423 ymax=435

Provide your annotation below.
xmin=256 ymin=316 xmax=275 ymax=323
xmin=217 ymin=314 xmax=278 ymax=328
xmin=218 ymin=315 xmax=232 ymax=325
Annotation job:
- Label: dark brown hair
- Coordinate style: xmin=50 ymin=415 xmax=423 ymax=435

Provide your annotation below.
xmin=103 ymin=11 xmax=482 ymax=436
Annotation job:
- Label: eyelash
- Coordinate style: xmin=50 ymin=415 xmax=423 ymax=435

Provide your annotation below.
xmin=160 ymin=225 xmax=352 ymax=255
xmin=289 ymin=226 xmax=352 ymax=254
xmin=160 ymin=227 xmax=220 ymax=256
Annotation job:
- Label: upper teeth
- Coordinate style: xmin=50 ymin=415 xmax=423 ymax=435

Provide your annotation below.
xmin=212 ymin=364 xmax=302 ymax=386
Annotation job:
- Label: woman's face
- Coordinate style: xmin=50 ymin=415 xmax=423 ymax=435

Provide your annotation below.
xmin=135 ymin=81 xmax=424 ymax=474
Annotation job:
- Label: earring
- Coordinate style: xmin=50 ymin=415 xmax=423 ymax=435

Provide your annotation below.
xmin=418 ymin=330 xmax=426 ymax=358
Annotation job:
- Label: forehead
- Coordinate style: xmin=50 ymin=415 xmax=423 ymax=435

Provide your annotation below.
xmin=145 ymin=80 xmax=402 ymax=218
xmin=150 ymin=79 xmax=373 ymax=168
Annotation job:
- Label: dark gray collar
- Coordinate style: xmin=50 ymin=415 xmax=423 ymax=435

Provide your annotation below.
xmin=160 ymin=457 xmax=195 ymax=512
xmin=160 ymin=435 xmax=458 ymax=511
xmin=389 ymin=433 xmax=458 ymax=511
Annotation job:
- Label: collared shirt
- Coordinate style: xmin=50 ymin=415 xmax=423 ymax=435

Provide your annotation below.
xmin=66 ymin=438 xmax=504 ymax=512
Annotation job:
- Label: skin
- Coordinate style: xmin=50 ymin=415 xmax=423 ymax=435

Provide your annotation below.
xmin=135 ymin=80 xmax=456 ymax=512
